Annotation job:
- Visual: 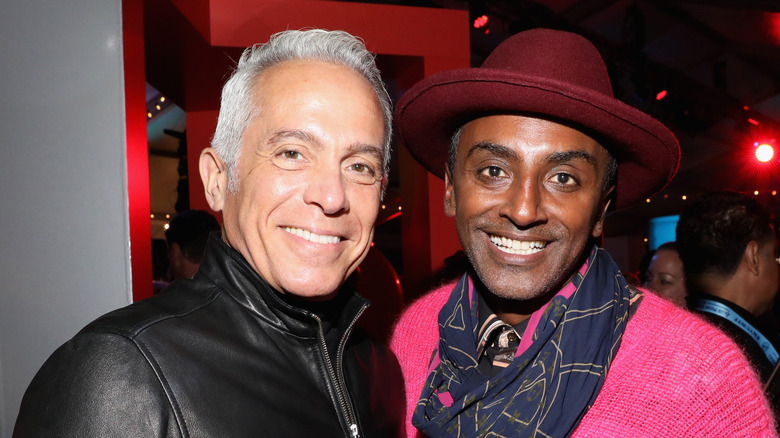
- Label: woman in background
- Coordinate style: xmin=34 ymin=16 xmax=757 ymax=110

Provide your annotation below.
xmin=644 ymin=241 xmax=688 ymax=307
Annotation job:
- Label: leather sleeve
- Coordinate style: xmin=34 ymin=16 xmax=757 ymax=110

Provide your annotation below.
xmin=13 ymin=332 xmax=183 ymax=438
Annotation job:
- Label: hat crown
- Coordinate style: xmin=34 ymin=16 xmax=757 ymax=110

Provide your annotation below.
xmin=483 ymin=28 xmax=613 ymax=98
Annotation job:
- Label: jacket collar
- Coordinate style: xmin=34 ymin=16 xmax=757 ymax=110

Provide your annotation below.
xmin=195 ymin=233 xmax=368 ymax=338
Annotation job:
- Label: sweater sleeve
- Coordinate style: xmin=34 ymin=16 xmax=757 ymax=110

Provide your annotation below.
xmin=389 ymin=285 xmax=453 ymax=438
xmin=13 ymin=332 xmax=182 ymax=438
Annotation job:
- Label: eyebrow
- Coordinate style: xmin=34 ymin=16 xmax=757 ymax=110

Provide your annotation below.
xmin=267 ymin=129 xmax=322 ymax=147
xmin=346 ymin=143 xmax=384 ymax=163
xmin=548 ymin=150 xmax=597 ymax=166
xmin=466 ymin=142 xmax=518 ymax=161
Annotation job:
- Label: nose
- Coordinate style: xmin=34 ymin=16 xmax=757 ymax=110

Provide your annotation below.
xmin=303 ymin=164 xmax=349 ymax=215
xmin=498 ymin=178 xmax=548 ymax=228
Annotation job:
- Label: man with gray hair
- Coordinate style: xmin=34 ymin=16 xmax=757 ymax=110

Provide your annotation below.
xmin=14 ymin=29 xmax=404 ymax=437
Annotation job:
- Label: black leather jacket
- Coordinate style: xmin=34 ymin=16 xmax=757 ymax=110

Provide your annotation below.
xmin=14 ymin=235 xmax=405 ymax=437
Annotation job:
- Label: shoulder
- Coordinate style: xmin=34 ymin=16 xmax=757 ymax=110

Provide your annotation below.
xmin=624 ymin=291 xmax=750 ymax=358
xmin=82 ymin=278 xmax=221 ymax=339
xmin=395 ymin=282 xmax=453 ymax=325
xmin=390 ymin=282 xmax=453 ymax=356
xmin=621 ymin=292 xmax=763 ymax=380
xmin=389 ymin=283 xmax=455 ymax=438
xmin=579 ymin=291 xmax=776 ymax=436
xmin=14 ymin=330 xmax=178 ymax=437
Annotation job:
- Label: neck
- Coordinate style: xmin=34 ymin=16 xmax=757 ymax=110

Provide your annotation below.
xmin=180 ymin=260 xmax=201 ymax=279
xmin=480 ymin=286 xmax=558 ymax=326
xmin=697 ymin=273 xmax=762 ymax=316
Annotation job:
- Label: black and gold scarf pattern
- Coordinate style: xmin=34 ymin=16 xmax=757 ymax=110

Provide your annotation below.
xmin=413 ymin=246 xmax=642 ymax=437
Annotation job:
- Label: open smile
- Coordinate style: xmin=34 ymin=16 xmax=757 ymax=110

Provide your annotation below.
xmin=489 ymin=234 xmax=547 ymax=255
xmin=283 ymin=226 xmax=342 ymax=244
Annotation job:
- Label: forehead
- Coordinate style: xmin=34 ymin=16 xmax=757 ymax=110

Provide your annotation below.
xmin=252 ymin=59 xmax=378 ymax=107
xmin=458 ymin=114 xmax=608 ymax=158
xmin=652 ymin=249 xmax=683 ymax=266
xmin=245 ymin=59 xmax=385 ymax=149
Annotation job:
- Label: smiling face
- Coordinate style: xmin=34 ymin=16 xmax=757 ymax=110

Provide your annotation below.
xmin=200 ymin=60 xmax=385 ymax=300
xmin=444 ymin=115 xmax=613 ymax=308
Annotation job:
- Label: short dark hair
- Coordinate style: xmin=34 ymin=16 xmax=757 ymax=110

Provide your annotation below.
xmin=676 ymin=191 xmax=774 ymax=288
xmin=165 ymin=210 xmax=220 ymax=263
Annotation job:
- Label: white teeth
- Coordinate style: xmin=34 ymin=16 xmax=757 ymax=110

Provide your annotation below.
xmin=489 ymin=235 xmax=546 ymax=255
xmin=283 ymin=227 xmax=341 ymax=244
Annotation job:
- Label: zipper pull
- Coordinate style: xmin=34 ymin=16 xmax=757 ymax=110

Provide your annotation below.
xmin=350 ymin=423 xmax=360 ymax=438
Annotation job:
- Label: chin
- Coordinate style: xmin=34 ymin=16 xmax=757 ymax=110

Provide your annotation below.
xmin=473 ymin=262 xmax=564 ymax=302
xmin=280 ymin=278 xmax=344 ymax=301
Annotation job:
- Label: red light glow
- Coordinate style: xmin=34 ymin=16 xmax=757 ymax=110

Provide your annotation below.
xmin=473 ymin=15 xmax=488 ymax=28
xmin=756 ymin=144 xmax=774 ymax=162
xmin=748 ymin=118 xmax=760 ymax=126
xmin=656 ymin=90 xmax=667 ymax=100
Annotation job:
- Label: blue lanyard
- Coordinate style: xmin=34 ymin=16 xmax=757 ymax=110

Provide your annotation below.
xmin=695 ymin=299 xmax=779 ymax=365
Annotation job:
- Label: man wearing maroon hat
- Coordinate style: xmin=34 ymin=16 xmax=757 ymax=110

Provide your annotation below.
xmin=390 ymin=28 xmax=776 ymax=436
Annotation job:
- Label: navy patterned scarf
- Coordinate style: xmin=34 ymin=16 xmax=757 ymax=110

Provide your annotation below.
xmin=413 ymin=246 xmax=642 ymax=437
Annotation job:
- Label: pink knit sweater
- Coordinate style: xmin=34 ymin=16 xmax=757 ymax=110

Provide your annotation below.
xmin=390 ymin=283 xmax=777 ymax=437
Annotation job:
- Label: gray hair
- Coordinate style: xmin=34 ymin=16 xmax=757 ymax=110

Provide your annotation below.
xmin=211 ymin=29 xmax=393 ymax=191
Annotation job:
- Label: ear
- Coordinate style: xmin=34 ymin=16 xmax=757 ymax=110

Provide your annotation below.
xmin=199 ymin=148 xmax=229 ymax=212
xmin=444 ymin=166 xmax=456 ymax=218
xmin=591 ymin=185 xmax=615 ymax=238
xmin=744 ymin=240 xmax=761 ymax=276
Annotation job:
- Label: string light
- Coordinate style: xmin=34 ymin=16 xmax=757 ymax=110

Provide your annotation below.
xmin=645 ymin=198 xmax=651 ymax=203
xmin=147 ymin=92 xmax=171 ymax=121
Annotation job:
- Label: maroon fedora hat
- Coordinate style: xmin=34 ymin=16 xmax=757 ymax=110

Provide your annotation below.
xmin=394 ymin=28 xmax=680 ymax=209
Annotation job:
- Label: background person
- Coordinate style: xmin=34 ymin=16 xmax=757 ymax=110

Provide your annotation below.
xmin=164 ymin=209 xmax=220 ymax=282
xmin=677 ymin=190 xmax=780 ymax=413
xmin=643 ymin=241 xmax=687 ymax=306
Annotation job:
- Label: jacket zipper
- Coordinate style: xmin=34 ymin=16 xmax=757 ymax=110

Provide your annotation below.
xmin=313 ymin=300 xmax=368 ymax=438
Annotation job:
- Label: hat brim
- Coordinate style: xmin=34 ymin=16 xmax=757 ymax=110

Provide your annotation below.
xmin=395 ymin=68 xmax=680 ymax=210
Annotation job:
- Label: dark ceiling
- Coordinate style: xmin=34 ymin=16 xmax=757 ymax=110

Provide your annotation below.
xmin=146 ymin=0 xmax=780 ymax=238
xmin=383 ymin=0 xmax=780 ymax=232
